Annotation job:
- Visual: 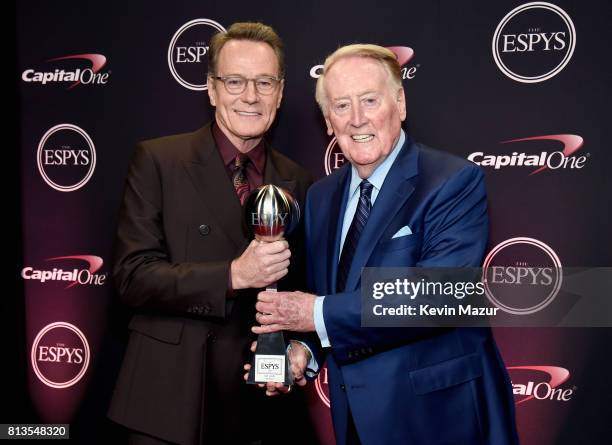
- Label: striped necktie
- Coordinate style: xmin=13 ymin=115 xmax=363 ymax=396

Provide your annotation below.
xmin=336 ymin=180 xmax=374 ymax=293
xmin=232 ymin=154 xmax=250 ymax=205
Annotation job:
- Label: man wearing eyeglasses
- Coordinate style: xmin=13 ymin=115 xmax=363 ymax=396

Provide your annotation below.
xmin=108 ymin=22 xmax=313 ymax=445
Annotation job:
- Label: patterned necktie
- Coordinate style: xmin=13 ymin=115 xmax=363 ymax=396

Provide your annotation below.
xmin=336 ymin=180 xmax=374 ymax=293
xmin=232 ymin=154 xmax=250 ymax=205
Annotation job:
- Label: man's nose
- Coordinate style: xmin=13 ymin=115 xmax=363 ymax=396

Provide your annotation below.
xmin=349 ymin=102 xmax=367 ymax=127
xmin=241 ymin=79 xmax=259 ymax=104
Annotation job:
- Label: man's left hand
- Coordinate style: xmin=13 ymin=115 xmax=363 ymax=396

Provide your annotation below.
xmin=253 ymin=291 xmax=316 ymax=333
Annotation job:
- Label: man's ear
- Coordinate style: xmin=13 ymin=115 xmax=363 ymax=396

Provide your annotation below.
xmin=276 ymin=79 xmax=284 ymax=109
xmin=207 ymin=76 xmax=216 ymax=107
xmin=325 ymin=116 xmax=334 ymax=136
xmin=397 ymin=87 xmax=407 ymax=122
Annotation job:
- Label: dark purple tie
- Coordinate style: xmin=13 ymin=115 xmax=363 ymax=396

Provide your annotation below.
xmin=336 ymin=180 xmax=374 ymax=293
xmin=232 ymin=154 xmax=250 ymax=205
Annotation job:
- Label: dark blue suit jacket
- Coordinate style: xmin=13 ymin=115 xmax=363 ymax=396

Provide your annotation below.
xmin=304 ymin=136 xmax=519 ymax=445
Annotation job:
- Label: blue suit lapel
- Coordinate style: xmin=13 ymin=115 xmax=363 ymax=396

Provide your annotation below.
xmin=343 ymin=138 xmax=420 ymax=292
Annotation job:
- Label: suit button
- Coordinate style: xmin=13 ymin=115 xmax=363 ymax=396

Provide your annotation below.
xmin=199 ymin=224 xmax=210 ymax=236
xmin=207 ymin=331 xmax=216 ymax=342
xmin=340 ymin=384 xmax=346 ymax=391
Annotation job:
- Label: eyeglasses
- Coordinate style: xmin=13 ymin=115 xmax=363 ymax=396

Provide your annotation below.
xmin=212 ymin=75 xmax=282 ymax=95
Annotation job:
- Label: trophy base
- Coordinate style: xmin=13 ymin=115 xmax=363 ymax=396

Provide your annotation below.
xmin=247 ymin=331 xmax=294 ymax=385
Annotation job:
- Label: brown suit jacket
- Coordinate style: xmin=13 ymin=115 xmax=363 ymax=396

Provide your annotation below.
xmin=108 ymin=123 xmax=313 ymax=444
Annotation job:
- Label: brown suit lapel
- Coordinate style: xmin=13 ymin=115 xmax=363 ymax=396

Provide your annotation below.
xmin=181 ymin=125 xmax=298 ymax=249
xmin=181 ymin=124 xmax=246 ymax=249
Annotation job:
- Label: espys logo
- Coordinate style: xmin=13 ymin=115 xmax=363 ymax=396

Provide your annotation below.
xmin=482 ymin=237 xmax=562 ymax=315
xmin=467 ymin=134 xmax=587 ymax=175
xmin=21 ymin=255 xmax=107 ymax=288
xmin=492 ymin=2 xmax=576 ymax=83
xmin=37 ymin=124 xmax=96 ymax=192
xmin=168 ymin=19 xmax=226 ymax=91
xmin=311 ymin=45 xmax=418 ymax=80
xmin=31 ymin=322 xmax=90 ymax=389
xmin=315 ymin=365 xmax=330 ymax=408
xmin=324 ymin=138 xmax=345 ymax=176
xmin=22 ymin=54 xmax=110 ymax=89
xmin=509 ymin=365 xmax=575 ymax=404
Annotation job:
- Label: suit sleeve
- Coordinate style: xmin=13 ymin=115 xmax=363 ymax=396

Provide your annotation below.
xmin=112 ymin=143 xmax=230 ymax=319
xmin=323 ymin=164 xmax=489 ymax=365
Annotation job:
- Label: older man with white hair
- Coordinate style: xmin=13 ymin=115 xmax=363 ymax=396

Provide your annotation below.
xmin=250 ymin=44 xmax=519 ymax=445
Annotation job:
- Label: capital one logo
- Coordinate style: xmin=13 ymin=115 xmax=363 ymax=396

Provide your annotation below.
xmin=31 ymin=322 xmax=90 ymax=389
xmin=482 ymin=237 xmax=562 ymax=315
xmin=311 ymin=45 xmax=418 ymax=81
xmin=492 ymin=2 xmax=576 ymax=83
xmin=37 ymin=124 xmax=96 ymax=192
xmin=509 ymin=365 xmax=575 ymax=404
xmin=314 ymin=363 xmax=574 ymax=408
xmin=21 ymin=54 xmax=110 ymax=89
xmin=467 ymin=134 xmax=587 ymax=175
xmin=21 ymin=255 xmax=107 ymax=288
xmin=167 ymin=19 xmax=226 ymax=91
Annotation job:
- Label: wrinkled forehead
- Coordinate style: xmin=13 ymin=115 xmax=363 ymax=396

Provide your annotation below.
xmin=324 ymin=56 xmax=390 ymax=99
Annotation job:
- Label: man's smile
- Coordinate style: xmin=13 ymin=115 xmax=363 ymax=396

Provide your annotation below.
xmin=235 ymin=110 xmax=262 ymax=117
xmin=351 ymin=134 xmax=374 ymax=143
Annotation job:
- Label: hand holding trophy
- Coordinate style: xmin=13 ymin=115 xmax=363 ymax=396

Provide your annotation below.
xmin=245 ymin=184 xmax=300 ymax=385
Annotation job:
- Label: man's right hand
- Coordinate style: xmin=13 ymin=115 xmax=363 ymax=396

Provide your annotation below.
xmin=287 ymin=341 xmax=310 ymax=387
xmin=231 ymin=240 xmax=290 ymax=289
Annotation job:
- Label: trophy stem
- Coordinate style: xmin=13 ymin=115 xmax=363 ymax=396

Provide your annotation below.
xmin=266 ymin=282 xmax=277 ymax=292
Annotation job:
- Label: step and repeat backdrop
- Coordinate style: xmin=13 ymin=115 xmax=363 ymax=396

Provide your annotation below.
xmin=16 ymin=0 xmax=612 ymax=443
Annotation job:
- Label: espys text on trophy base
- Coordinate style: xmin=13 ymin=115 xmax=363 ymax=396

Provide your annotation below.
xmin=245 ymin=185 xmax=300 ymax=385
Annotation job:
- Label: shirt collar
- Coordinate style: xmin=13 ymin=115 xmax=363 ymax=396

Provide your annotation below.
xmin=347 ymin=129 xmax=406 ymax=199
xmin=212 ymin=122 xmax=266 ymax=174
